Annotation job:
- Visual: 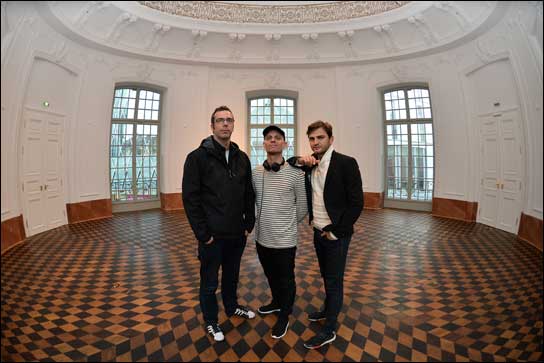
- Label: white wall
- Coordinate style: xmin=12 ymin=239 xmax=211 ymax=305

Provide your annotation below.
xmin=1 ymin=2 xmax=542 ymax=231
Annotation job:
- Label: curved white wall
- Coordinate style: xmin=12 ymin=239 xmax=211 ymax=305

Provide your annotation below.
xmin=1 ymin=2 xmax=542 ymax=230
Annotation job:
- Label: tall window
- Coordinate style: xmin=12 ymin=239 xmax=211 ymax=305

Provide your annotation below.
xmin=248 ymin=95 xmax=297 ymax=167
xmin=110 ymin=87 xmax=161 ymax=203
xmin=383 ymin=87 xmax=434 ymax=205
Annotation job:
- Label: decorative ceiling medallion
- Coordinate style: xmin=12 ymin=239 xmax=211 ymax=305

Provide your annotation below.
xmin=138 ymin=1 xmax=410 ymax=24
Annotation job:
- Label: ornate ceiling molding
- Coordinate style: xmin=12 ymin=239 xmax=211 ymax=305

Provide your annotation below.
xmin=138 ymin=1 xmax=410 ymax=24
xmin=35 ymin=1 xmax=511 ymax=66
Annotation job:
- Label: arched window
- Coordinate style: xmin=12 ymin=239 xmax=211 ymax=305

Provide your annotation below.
xmin=383 ymin=86 xmax=434 ymax=210
xmin=247 ymin=90 xmax=297 ymax=167
xmin=110 ymin=86 xmax=161 ymax=209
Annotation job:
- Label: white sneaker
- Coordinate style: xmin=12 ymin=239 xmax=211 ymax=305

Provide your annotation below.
xmin=233 ymin=306 xmax=256 ymax=319
xmin=205 ymin=323 xmax=224 ymax=341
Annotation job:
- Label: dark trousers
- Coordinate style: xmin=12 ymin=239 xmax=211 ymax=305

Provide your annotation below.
xmin=198 ymin=236 xmax=246 ymax=324
xmin=256 ymin=242 xmax=297 ymax=318
xmin=313 ymin=228 xmax=352 ymax=333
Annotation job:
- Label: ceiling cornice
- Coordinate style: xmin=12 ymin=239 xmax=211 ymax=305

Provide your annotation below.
xmin=37 ymin=1 xmax=508 ymax=67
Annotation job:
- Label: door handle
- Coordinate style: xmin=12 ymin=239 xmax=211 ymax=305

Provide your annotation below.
xmin=40 ymin=185 xmax=43 ymax=191
xmin=501 ymin=183 xmax=504 ymax=189
xmin=44 ymin=185 xmax=48 ymax=191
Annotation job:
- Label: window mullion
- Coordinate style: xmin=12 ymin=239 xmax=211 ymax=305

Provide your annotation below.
xmin=132 ymin=88 xmax=139 ymax=200
xmin=407 ymin=121 xmax=413 ymax=201
xmin=134 ymin=88 xmax=140 ymax=122
xmin=404 ymin=91 xmax=412 ymax=200
xmin=132 ymin=122 xmax=137 ymax=200
xmin=270 ymin=98 xmax=275 ymax=124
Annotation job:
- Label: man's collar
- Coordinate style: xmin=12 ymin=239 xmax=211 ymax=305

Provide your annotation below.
xmin=211 ymin=136 xmax=230 ymax=151
xmin=320 ymin=145 xmax=334 ymax=163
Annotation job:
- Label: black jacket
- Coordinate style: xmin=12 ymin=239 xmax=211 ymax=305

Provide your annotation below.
xmin=288 ymin=150 xmax=363 ymax=238
xmin=182 ymin=136 xmax=255 ymax=242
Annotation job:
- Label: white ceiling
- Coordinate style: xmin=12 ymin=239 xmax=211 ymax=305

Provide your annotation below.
xmin=36 ymin=1 xmax=506 ymax=66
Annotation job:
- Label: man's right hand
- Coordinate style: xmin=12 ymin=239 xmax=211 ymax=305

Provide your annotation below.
xmin=298 ymin=155 xmax=319 ymax=167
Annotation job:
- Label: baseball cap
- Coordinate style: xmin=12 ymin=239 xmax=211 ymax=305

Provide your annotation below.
xmin=262 ymin=125 xmax=285 ymax=139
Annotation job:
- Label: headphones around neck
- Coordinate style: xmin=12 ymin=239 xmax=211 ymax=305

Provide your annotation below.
xmin=262 ymin=158 xmax=285 ymax=172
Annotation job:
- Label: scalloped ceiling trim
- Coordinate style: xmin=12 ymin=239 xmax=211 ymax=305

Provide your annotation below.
xmin=138 ymin=1 xmax=410 ymax=24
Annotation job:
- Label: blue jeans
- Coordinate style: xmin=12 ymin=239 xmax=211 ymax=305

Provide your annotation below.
xmin=198 ymin=236 xmax=246 ymax=324
xmin=313 ymin=228 xmax=352 ymax=333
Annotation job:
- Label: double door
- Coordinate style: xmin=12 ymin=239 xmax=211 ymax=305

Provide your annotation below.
xmin=478 ymin=109 xmax=523 ymax=233
xmin=21 ymin=108 xmax=66 ymax=236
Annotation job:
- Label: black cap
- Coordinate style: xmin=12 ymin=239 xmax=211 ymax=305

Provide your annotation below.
xmin=263 ymin=125 xmax=285 ymax=139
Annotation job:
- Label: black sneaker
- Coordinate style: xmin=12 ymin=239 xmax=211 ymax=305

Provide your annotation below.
xmin=271 ymin=316 xmax=289 ymax=339
xmin=304 ymin=331 xmax=336 ymax=349
xmin=308 ymin=310 xmax=326 ymax=322
xmin=205 ymin=323 xmax=224 ymax=341
xmin=258 ymin=302 xmax=281 ymax=315
xmin=232 ymin=306 xmax=256 ymax=319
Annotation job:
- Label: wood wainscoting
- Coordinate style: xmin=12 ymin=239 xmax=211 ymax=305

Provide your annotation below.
xmin=364 ymin=192 xmax=384 ymax=209
xmin=518 ymin=213 xmax=543 ymax=251
xmin=160 ymin=192 xmax=183 ymax=211
xmin=1 ymin=215 xmax=26 ymax=254
xmin=66 ymin=199 xmax=112 ymax=224
xmin=432 ymin=197 xmax=478 ymax=222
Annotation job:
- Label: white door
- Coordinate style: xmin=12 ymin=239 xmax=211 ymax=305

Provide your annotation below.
xmin=477 ymin=109 xmax=523 ymax=233
xmin=21 ymin=108 xmax=66 ymax=236
xmin=479 ymin=116 xmax=500 ymax=227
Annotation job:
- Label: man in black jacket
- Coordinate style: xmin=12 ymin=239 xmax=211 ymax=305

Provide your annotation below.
xmin=182 ymin=106 xmax=256 ymax=342
xmin=289 ymin=120 xmax=364 ymax=349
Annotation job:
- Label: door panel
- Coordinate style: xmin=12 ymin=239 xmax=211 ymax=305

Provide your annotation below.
xmin=22 ymin=112 xmax=46 ymax=235
xmin=480 ymin=191 xmax=499 ymax=226
xmin=478 ymin=116 xmax=500 ymax=228
xmin=478 ymin=110 xmax=523 ymax=233
xmin=21 ymin=108 xmax=65 ymax=236
xmin=497 ymin=111 xmax=523 ymax=233
xmin=44 ymin=118 xmax=64 ymax=229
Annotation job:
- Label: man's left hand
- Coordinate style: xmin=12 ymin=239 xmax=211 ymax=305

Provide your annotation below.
xmin=321 ymin=231 xmax=333 ymax=240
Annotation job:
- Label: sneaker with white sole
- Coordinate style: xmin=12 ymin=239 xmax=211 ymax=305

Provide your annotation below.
xmin=258 ymin=302 xmax=281 ymax=315
xmin=271 ymin=316 xmax=289 ymax=339
xmin=232 ymin=306 xmax=256 ymax=319
xmin=304 ymin=331 xmax=336 ymax=349
xmin=205 ymin=323 xmax=224 ymax=341
xmin=307 ymin=310 xmax=326 ymax=322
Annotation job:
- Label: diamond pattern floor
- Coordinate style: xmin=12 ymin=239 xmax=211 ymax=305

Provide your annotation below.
xmin=2 ymin=209 xmax=542 ymax=362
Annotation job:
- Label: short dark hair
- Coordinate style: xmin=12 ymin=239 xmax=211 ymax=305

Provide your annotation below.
xmin=211 ymin=106 xmax=233 ymax=124
xmin=307 ymin=120 xmax=333 ymax=138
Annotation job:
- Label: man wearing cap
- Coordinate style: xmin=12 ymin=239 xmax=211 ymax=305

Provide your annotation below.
xmin=252 ymin=125 xmax=307 ymax=339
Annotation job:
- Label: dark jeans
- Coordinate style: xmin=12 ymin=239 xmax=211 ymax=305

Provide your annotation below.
xmin=256 ymin=242 xmax=297 ymax=318
xmin=198 ymin=236 xmax=246 ymax=324
xmin=313 ymin=228 xmax=352 ymax=333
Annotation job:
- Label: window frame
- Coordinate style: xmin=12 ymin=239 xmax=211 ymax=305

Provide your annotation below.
xmin=109 ymin=84 xmax=162 ymax=212
xmin=246 ymin=90 xmax=298 ymax=168
xmin=381 ymin=84 xmax=435 ymax=211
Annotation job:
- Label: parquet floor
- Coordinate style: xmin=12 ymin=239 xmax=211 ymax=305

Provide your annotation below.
xmin=2 ymin=209 xmax=542 ymax=362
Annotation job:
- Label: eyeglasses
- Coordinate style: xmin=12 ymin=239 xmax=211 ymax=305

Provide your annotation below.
xmin=214 ymin=118 xmax=234 ymax=124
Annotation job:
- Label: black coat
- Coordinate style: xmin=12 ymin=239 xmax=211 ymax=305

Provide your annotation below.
xmin=288 ymin=150 xmax=364 ymax=237
xmin=182 ymin=136 xmax=255 ymax=242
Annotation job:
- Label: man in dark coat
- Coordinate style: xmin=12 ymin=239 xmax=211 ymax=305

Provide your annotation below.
xmin=289 ymin=120 xmax=364 ymax=349
xmin=182 ymin=106 xmax=256 ymax=342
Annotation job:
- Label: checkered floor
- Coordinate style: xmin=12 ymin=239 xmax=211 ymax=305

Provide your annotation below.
xmin=2 ymin=209 xmax=543 ymax=362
